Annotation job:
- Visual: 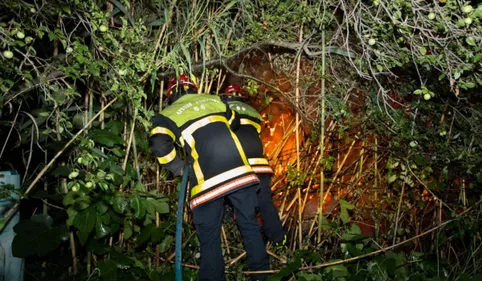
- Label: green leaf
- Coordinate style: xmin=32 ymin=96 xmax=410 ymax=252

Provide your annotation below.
xmin=109 ymin=0 xmax=135 ymax=26
xmin=87 ymin=239 xmax=111 ymax=255
xmin=106 ymin=120 xmax=124 ymax=135
xmin=325 ymin=264 xmax=348 ymax=277
xmin=73 ymin=207 xmax=96 ymax=243
xmin=66 ymin=207 xmax=78 ymax=226
xmin=456 ymin=19 xmax=466 ymax=27
xmin=454 ymin=70 xmax=462 ymax=80
xmin=63 ymin=191 xmax=81 ymax=206
xmin=134 ymin=182 xmax=147 ymax=192
xmin=31 ymin=214 xmax=54 ymax=227
xmin=388 ymin=174 xmax=397 ymax=184
xmin=37 ymin=226 xmax=69 ymax=256
xmin=136 ymin=224 xmax=155 ymax=246
xmin=145 ymin=198 xmax=155 ymax=215
xmin=147 ymin=19 xmax=163 ymax=26
xmin=96 ymin=260 xmax=118 ymax=281
xmin=130 ymin=194 xmax=146 ymax=219
xmin=147 ymin=198 xmax=169 ymax=214
xmin=151 ymin=227 xmax=164 ymax=243
xmin=96 ymin=214 xmax=110 ymax=239
xmin=111 ymin=249 xmax=134 ymax=269
xmin=418 ymin=46 xmax=427 ymax=55
xmin=385 ymin=257 xmax=397 ymax=276
xmin=73 ymin=195 xmax=92 ymax=210
xmin=89 ymin=129 xmax=125 ymax=148
xmin=12 ymin=215 xmax=69 ymax=258
xmin=474 ymin=53 xmax=482 ymax=63
xmin=350 ymin=223 xmax=361 ymax=235
xmin=297 ymin=271 xmax=323 ymax=281
xmin=110 ymin=164 xmax=125 ymax=176
xmin=414 ymin=154 xmax=426 ymax=166
xmin=96 ymin=201 xmax=109 ymax=215
xmin=339 ymin=200 xmax=354 ymax=210
xmin=466 ymin=37 xmax=476 ymax=46
xmin=124 ymin=222 xmax=133 ymax=240
xmin=158 ymin=235 xmax=173 ymax=253
xmin=341 ymin=224 xmax=364 ymax=242
xmin=339 ymin=200 xmax=354 ymax=224
xmin=113 ymin=194 xmax=127 ymax=214
xmin=340 ymin=210 xmax=350 ymax=224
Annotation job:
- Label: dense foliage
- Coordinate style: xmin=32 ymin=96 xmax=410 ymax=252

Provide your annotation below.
xmin=0 ymin=0 xmax=481 ymax=280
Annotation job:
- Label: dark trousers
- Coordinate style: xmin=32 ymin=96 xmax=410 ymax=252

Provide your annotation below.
xmin=257 ymin=173 xmax=286 ymax=244
xmin=192 ymin=185 xmax=270 ymax=281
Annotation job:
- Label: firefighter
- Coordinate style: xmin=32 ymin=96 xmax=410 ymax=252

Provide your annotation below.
xmin=220 ymin=84 xmax=287 ymax=247
xmin=148 ymin=75 xmax=270 ymax=281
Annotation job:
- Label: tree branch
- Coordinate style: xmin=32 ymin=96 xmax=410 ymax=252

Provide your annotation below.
xmin=156 ymin=41 xmax=358 ymax=78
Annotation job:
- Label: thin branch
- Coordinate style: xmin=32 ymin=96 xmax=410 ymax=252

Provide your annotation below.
xmin=0 ymin=97 xmax=118 ymax=229
xmin=243 ymin=198 xmax=482 ymax=275
xmin=156 ymin=41 xmax=357 ymax=78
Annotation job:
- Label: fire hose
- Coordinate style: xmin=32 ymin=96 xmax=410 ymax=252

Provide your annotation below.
xmin=175 ymin=165 xmax=190 ymax=281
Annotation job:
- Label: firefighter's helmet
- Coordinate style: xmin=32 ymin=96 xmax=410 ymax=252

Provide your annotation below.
xmin=166 ymin=74 xmax=198 ymax=99
xmin=221 ymin=84 xmax=247 ymax=101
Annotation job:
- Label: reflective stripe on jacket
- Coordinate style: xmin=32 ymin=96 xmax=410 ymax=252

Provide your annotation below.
xmin=149 ymin=94 xmax=259 ymax=209
xmin=228 ymin=101 xmax=273 ymax=174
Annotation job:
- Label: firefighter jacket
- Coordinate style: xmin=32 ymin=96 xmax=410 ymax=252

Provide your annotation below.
xmin=149 ymin=94 xmax=259 ymax=210
xmin=227 ymin=100 xmax=274 ymax=174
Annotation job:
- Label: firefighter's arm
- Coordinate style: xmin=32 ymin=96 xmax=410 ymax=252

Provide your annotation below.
xmin=148 ymin=116 xmax=184 ymax=176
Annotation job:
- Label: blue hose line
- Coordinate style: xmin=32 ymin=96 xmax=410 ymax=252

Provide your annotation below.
xmin=175 ymin=165 xmax=190 ymax=281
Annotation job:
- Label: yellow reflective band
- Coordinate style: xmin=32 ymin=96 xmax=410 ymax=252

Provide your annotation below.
xmin=228 ymin=110 xmax=235 ymax=125
xmin=229 ymin=130 xmax=249 ymax=166
xmin=182 ymin=115 xmax=228 ymax=136
xmin=181 ymin=133 xmax=204 ymax=184
xmin=150 ymin=126 xmax=176 ymax=141
xmin=240 ymin=118 xmax=261 ymax=134
xmin=180 ymin=115 xmax=247 ymax=191
xmin=248 ymin=158 xmax=269 ymax=166
xmin=157 ymin=148 xmax=176 ymax=164
xmin=190 ymin=166 xmax=253 ymax=197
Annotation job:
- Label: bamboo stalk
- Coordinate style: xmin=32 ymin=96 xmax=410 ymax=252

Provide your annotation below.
xmin=276 ymin=120 xmax=300 ymax=216
xmin=69 ymin=232 xmax=78 ymax=274
xmin=299 ymin=150 xmax=322 ymax=243
xmin=223 ymin=11 xmax=240 ymax=52
xmin=132 ymin=126 xmax=141 ymax=181
xmin=221 ymin=225 xmax=231 ymax=256
xmin=392 ymin=183 xmax=405 ymax=246
xmin=227 ymin=252 xmax=246 ymax=265
xmin=374 ymin=136 xmax=378 ymax=201
xmin=318 ymin=27 xmax=326 ymax=243
xmin=87 ymin=252 xmax=91 ymax=275
xmin=295 ymin=24 xmax=303 ymax=249
xmin=215 ymin=70 xmax=227 ymax=96
xmin=310 ymin=139 xmax=356 ymax=239
xmin=122 ymin=107 xmax=138 ymax=172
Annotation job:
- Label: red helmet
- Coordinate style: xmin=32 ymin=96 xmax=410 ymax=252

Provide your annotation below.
xmin=166 ymin=75 xmax=198 ymax=99
xmin=222 ymin=84 xmax=247 ymax=100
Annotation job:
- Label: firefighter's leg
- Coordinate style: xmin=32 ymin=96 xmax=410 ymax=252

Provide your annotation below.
xmin=257 ymin=173 xmax=287 ymax=245
xmin=192 ymin=196 xmax=226 ymax=281
xmin=228 ymin=185 xmax=270 ymax=281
